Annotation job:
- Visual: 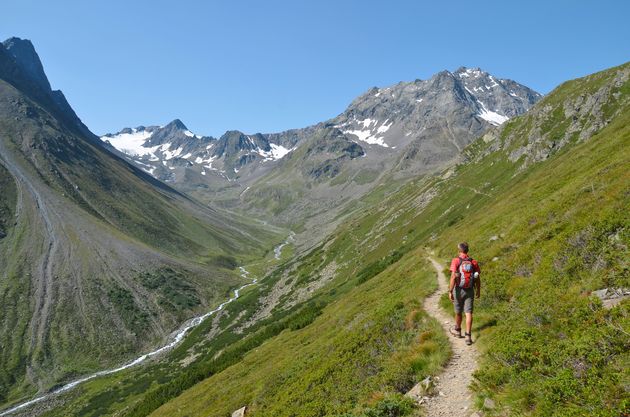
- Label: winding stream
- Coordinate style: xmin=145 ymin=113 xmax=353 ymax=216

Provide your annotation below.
xmin=274 ymin=231 xmax=295 ymax=259
xmin=0 ymin=235 xmax=293 ymax=416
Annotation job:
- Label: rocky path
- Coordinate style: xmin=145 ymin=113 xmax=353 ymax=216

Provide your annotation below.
xmin=411 ymin=256 xmax=480 ymax=416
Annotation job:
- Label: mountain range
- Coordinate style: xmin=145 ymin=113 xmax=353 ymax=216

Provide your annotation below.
xmin=101 ymin=67 xmax=541 ymax=230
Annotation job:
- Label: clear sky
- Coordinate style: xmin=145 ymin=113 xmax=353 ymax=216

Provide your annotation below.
xmin=2 ymin=0 xmax=629 ymax=137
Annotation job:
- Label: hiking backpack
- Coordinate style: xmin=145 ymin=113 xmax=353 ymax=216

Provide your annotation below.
xmin=457 ymin=256 xmax=476 ymax=289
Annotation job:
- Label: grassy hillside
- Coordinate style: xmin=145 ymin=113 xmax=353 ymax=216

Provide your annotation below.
xmin=149 ymin=250 xmax=449 ymax=417
xmin=138 ymin=63 xmax=629 ymax=417
xmin=0 ymin=163 xmax=16 ymax=238
xmin=13 ymin=63 xmax=628 ymax=417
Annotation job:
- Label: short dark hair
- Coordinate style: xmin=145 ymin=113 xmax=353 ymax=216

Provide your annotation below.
xmin=458 ymin=242 xmax=469 ymax=253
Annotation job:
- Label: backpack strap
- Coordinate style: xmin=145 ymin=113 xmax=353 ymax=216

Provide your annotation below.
xmin=456 ymin=256 xmax=471 ymax=271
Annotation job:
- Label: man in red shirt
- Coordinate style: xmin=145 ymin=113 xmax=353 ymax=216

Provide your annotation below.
xmin=448 ymin=242 xmax=481 ymax=345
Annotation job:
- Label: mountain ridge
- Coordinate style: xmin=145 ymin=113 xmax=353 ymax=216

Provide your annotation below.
xmin=101 ymin=66 xmax=541 ymax=235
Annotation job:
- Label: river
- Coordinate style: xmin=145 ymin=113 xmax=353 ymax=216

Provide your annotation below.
xmin=0 ymin=234 xmax=293 ymax=416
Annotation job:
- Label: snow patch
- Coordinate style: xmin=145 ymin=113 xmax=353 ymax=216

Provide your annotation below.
xmin=101 ymin=129 xmax=157 ymax=157
xmin=477 ymin=101 xmax=509 ymax=126
xmin=376 ymin=119 xmax=392 ymax=134
xmin=342 ymin=118 xmax=392 ymax=147
xmin=459 ymin=68 xmax=482 ymax=78
xmin=162 ymin=146 xmax=184 ymax=160
xmin=258 ymin=143 xmax=295 ymax=161
xmin=203 ymin=155 xmax=218 ymax=171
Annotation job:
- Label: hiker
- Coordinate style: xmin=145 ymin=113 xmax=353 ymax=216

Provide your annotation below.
xmin=448 ymin=242 xmax=480 ymax=345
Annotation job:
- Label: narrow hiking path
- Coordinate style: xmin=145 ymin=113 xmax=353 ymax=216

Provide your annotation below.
xmin=420 ymin=256 xmax=480 ymax=417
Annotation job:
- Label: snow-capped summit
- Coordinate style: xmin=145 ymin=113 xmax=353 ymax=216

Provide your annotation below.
xmin=101 ymin=120 xmax=297 ymax=182
xmin=453 ymin=66 xmax=542 ymax=125
xmin=102 ymin=66 xmax=541 ymax=190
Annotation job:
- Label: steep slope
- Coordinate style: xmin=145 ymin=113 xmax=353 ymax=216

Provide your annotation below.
xmin=103 ymin=68 xmax=541 ymax=230
xmin=0 ymin=38 xmax=282 ymax=407
xmin=123 ymin=63 xmax=626 ymax=417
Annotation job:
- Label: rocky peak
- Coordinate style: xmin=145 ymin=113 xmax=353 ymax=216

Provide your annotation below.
xmin=145 ymin=119 xmax=204 ymax=147
xmin=453 ymin=66 xmax=543 ymax=118
xmin=213 ymin=131 xmax=269 ymax=158
xmin=0 ymin=37 xmax=96 ymax=141
xmin=2 ymin=37 xmax=51 ymax=91
xmin=431 ymin=69 xmax=457 ymax=83
xmin=164 ymin=118 xmax=188 ymax=131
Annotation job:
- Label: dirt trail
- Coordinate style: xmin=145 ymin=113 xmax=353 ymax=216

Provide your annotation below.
xmin=419 ymin=256 xmax=480 ymax=416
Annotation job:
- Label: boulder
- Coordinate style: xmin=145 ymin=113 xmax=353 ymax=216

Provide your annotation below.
xmin=592 ymin=288 xmax=630 ymax=309
xmin=405 ymin=376 xmax=434 ymax=401
xmin=483 ymin=397 xmax=496 ymax=409
xmin=231 ymin=406 xmax=247 ymax=417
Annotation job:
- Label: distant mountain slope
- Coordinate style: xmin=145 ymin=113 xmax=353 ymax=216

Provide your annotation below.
xmin=0 ymin=38 xmax=281 ymax=406
xmin=103 ymin=67 xmax=541 ymax=231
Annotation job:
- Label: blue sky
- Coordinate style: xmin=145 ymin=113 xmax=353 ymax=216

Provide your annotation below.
xmin=2 ymin=0 xmax=629 ymax=136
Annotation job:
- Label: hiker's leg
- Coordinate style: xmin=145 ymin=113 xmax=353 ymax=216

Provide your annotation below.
xmin=463 ymin=289 xmax=474 ymax=334
xmin=453 ymin=288 xmax=463 ymax=330
xmin=465 ymin=313 xmax=473 ymax=334
xmin=455 ymin=313 xmax=463 ymax=329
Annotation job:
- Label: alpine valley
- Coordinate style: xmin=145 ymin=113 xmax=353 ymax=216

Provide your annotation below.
xmin=0 ymin=36 xmax=628 ymax=417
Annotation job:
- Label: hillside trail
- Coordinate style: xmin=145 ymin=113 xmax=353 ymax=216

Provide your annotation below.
xmin=412 ymin=255 xmax=480 ymax=417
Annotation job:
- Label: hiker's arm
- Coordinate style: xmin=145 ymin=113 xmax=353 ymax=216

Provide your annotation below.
xmin=475 ymin=272 xmax=481 ymax=298
xmin=448 ymin=271 xmax=456 ymax=301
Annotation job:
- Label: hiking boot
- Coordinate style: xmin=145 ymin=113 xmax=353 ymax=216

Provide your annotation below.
xmin=450 ymin=327 xmax=463 ymax=338
xmin=465 ymin=332 xmax=473 ymax=345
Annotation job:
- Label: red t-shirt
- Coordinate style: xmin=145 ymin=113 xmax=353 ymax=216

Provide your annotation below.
xmin=450 ymin=253 xmax=480 ymax=281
